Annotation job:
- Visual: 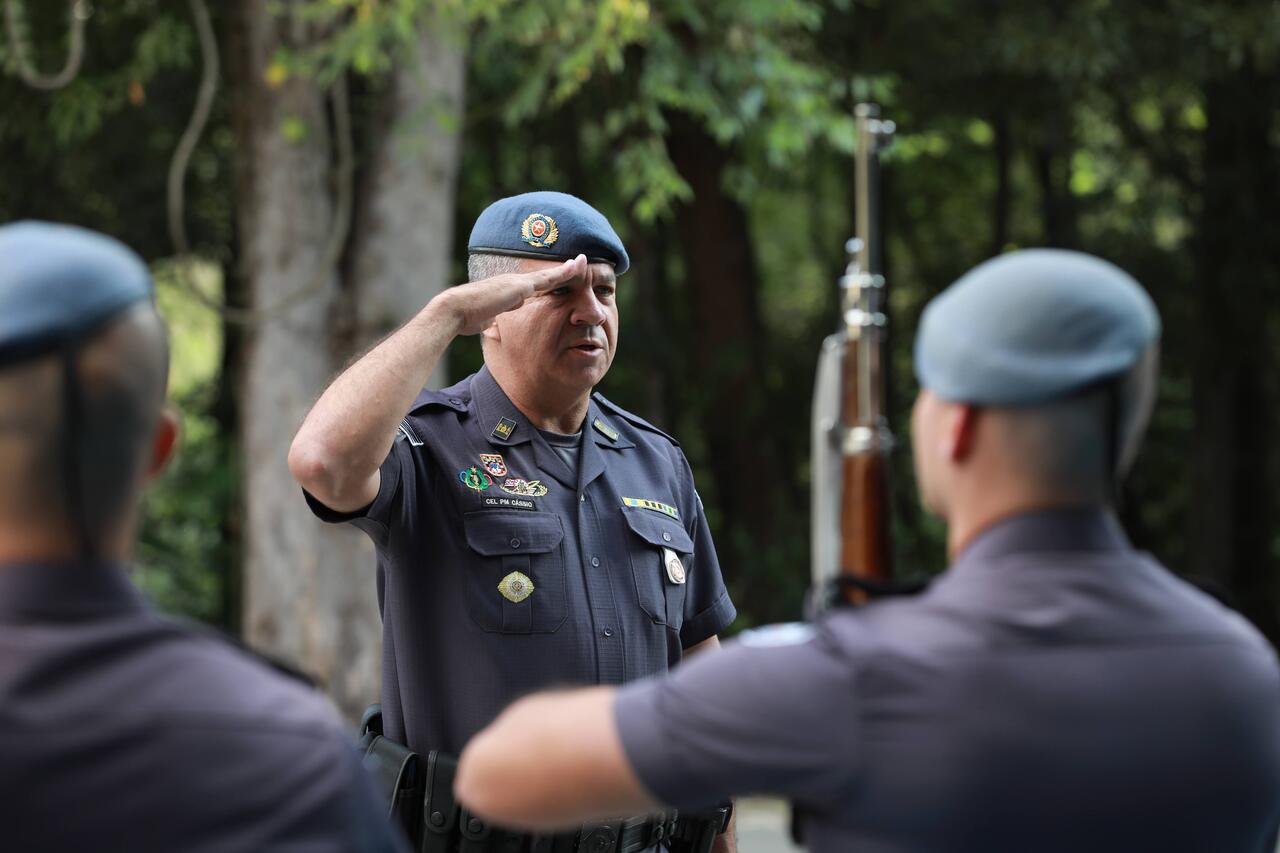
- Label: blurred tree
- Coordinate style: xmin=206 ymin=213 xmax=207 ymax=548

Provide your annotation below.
xmin=227 ymin=0 xmax=465 ymax=719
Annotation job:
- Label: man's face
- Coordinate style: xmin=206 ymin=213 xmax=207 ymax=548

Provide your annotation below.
xmin=488 ymin=259 xmax=619 ymax=402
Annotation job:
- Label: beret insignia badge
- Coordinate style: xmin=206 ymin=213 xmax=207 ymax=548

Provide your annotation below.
xmin=499 ymin=571 xmax=534 ymax=604
xmin=520 ymin=213 xmax=559 ymax=248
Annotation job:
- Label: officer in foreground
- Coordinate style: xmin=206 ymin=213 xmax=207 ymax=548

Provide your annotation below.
xmin=290 ymin=192 xmax=736 ymax=850
xmin=0 ymin=222 xmax=401 ymax=852
xmin=455 ymin=249 xmax=1280 ymax=851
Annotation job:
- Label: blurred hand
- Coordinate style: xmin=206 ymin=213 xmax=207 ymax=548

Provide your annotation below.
xmin=437 ymin=254 xmax=587 ymax=336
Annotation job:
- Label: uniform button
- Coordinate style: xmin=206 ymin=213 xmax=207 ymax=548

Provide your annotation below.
xmin=580 ymin=495 xmax=586 ymax=502
xmin=429 ymin=811 xmax=445 ymax=827
xmin=602 ymin=627 xmax=614 ymax=638
xmin=662 ymin=531 xmax=671 ymax=542
xmin=468 ymin=818 xmax=484 ymax=834
xmin=510 ymin=538 xmax=521 ymax=549
xmin=449 ymin=398 xmax=463 ymax=406
xmin=590 ymin=556 xmax=600 ymax=567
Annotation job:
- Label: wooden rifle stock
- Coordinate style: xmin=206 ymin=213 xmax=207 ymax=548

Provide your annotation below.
xmin=810 ymin=103 xmax=895 ymax=612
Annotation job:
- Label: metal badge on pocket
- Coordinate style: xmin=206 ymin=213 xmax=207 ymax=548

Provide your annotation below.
xmin=661 ymin=547 xmax=686 ymax=585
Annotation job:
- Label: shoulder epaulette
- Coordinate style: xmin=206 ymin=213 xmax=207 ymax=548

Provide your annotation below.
xmin=593 ymin=392 xmax=680 ymax=447
xmin=406 ymin=384 xmax=470 ymax=416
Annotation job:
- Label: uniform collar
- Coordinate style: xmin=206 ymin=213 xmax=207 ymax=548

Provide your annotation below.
xmin=951 ymin=508 xmax=1131 ymax=572
xmin=0 ymin=560 xmax=149 ymax=623
xmin=470 ymin=366 xmax=633 ymax=451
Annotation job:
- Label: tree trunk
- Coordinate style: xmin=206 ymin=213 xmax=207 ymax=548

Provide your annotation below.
xmin=229 ymin=0 xmax=464 ymax=721
xmin=1188 ymin=64 xmax=1279 ymax=641
xmin=665 ymin=112 xmax=785 ymax=620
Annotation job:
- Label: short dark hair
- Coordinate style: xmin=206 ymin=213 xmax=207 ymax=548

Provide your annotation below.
xmin=0 ymin=305 xmax=169 ymax=541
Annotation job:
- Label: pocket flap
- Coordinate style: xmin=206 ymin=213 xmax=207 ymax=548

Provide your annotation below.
xmin=621 ymin=507 xmax=695 ymax=552
xmin=463 ymin=511 xmax=565 ymax=556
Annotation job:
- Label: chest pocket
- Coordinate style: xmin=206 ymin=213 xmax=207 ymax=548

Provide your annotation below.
xmin=463 ymin=511 xmax=567 ymax=634
xmin=622 ymin=507 xmax=693 ymax=629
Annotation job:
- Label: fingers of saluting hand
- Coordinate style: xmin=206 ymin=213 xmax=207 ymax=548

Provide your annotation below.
xmin=528 ymin=254 xmax=588 ymax=293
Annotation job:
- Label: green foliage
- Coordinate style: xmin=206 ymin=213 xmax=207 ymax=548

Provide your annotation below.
xmin=4 ymin=0 xmax=1279 ymax=639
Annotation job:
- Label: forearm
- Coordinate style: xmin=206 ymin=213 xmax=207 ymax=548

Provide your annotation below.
xmin=289 ymin=298 xmax=460 ymax=507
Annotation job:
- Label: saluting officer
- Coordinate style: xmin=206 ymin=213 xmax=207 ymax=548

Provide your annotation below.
xmin=0 ymin=222 xmax=401 ymax=852
xmin=290 ymin=192 xmax=737 ymax=850
xmin=455 ymin=249 xmax=1280 ymax=852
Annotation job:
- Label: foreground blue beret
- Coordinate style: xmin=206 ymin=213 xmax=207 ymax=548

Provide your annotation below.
xmin=0 ymin=221 xmax=154 ymax=366
xmin=468 ymin=191 xmax=629 ymax=275
xmin=915 ymin=249 xmax=1160 ymax=405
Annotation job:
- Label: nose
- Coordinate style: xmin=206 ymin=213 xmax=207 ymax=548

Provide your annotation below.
xmin=570 ymin=287 xmax=607 ymax=327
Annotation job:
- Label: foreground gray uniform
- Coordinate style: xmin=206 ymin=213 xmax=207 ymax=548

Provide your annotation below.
xmin=616 ymin=510 xmax=1280 ymax=852
xmin=0 ymin=561 xmax=400 ymax=852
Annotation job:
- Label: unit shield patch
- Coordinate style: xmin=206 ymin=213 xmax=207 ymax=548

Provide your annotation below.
xmin=520 ymin=213 xmax=559 ymax=248
xmin=479 ymin=453 xmax=508 ymax=477
xmin=499 ymin=571 xmax=534 ymax=604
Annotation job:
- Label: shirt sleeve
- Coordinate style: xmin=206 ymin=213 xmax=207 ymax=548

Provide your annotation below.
xmin=302 ymin=434 xmax=413 ymax=551
xmin=678 ymin=458 xmax=736 ymax=648
xmin=614 ymin=622 xmax=857 ymax=811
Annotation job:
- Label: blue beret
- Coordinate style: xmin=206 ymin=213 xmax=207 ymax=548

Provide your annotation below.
xmin=468 ymin=191 xmax=629 ymax=275
xmin=0 ymin=221 xmax=154 ymax=366
xmin=914 ymin=249 xmax=1160 ymax=405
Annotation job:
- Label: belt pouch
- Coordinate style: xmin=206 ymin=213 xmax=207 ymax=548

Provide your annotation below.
xmin=420 ymin=751 xmax=460 ymax=853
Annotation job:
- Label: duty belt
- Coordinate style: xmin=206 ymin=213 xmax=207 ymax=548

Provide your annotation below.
xmin=359 ymin=706 xmax=729 ymax=853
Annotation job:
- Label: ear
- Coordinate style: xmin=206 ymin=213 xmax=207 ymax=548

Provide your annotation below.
xmin=944 ymin=404 xmax=980 ymax=462
xmin=145 ymin=408 xmax=180 ymax=483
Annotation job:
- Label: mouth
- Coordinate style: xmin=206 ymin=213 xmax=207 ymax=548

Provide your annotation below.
xmin=568 ymin=341 xmax=605 ymax=355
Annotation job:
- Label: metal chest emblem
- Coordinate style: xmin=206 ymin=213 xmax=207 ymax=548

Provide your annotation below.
xmin=491 ymin=417 xmax=518 ymax=441
xmin=520 ymin=213 xmax=558 ymax=248
xmin=479 ymin=453 xmax=508 ymax=477
xmin=501 ymin=477 xmax=549 ymax=498
xmin=459 ymin=466 xmax=492 ymax=492
xmin=622 ymin=496 xmax=679 ymax=519
xmin=499 ymin=571 xmax=534 ymax=604
xmin=662 ymin=547 xmax=686 ymax=585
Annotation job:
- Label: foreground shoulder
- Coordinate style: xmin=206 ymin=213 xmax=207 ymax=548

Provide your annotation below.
xmin=593 ymin=392 xmax=680 ymax=448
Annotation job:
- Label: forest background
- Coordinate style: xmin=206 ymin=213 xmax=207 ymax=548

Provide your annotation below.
xmin=2 ymin=0 xmax=1278 ymax=722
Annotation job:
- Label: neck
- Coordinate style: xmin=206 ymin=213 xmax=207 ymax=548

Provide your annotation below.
xmin=487 ymin=363 xmax=591 ymax=434
xmin=0 ymin=517 xmax=133 ymax=565
xmin=944 ymin=481 xmax=1105 ymax=561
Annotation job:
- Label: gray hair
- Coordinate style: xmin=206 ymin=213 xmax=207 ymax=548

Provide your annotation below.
xmin=467 ymin=252 xmax=527 ymax=283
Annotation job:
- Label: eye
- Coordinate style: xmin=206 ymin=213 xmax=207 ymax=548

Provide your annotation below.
xmin=595 ymin=286 xmax=616 ymax=299
xmin=549 ymin=286 xmax=571 ymax=296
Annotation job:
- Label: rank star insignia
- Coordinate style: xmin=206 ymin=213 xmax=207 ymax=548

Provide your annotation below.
xmin=459 ymin=466 xmax=492 ymax=491
xmin=479 ymin=453 xmax=507 ymax=477
xmin=501 ymin=477 xmax=550 ymax=498
xmin=662 ymin=547 xmax=687 ymax=585
xmin=520 ymin=213 xmax=559 ymax=248
xmin=499 ymin=571 xmax=534 ymax=604
xmin=491 ymin=417 xmax=517 ymax=441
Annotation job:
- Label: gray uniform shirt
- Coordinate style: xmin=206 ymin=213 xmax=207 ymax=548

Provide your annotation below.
xmin=0 ymin=561 xmax=401 ymax=852
xmin=307 ymin=366 xmax=735 ymax=755
xmin=617 ymin=510 xmax=1280 ymax=852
